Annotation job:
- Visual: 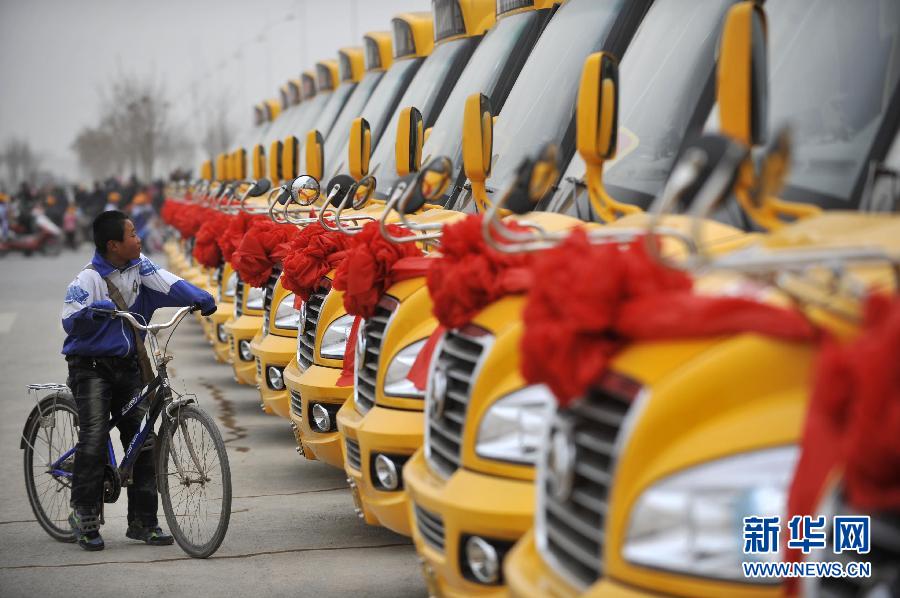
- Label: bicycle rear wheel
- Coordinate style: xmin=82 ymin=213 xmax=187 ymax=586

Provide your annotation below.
xmin=22 ymin=393 xmax=78 ymax=542
xmin=158 ymin=404 xmax=232 ymax=558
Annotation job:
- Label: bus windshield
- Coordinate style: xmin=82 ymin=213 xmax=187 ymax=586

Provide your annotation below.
xmin=548 ymin=0 xmax=734 ymax=215
xmin=328 ymin=57 xmax=422 ymax=180
xmin=767 ymin=0 xmax=900 ymax=207
xmin=484 ymin=0 xmax=626 ymax=199
xmin=321 ymin=71 xmax=384 ymax=176
xmin=367 ymin=37 xmax=477 ymax=187
xmin=309 ymin=83 xmax=356 ymax=142
xmin=377 ymin=10 xmax=542 ymax=198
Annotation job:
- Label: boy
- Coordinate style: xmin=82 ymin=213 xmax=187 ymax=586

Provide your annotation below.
xmin=61 ymin=210 xmax=216 ymax=550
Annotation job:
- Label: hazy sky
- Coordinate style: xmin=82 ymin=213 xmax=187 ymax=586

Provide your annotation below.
xmin=0 ymin=0 xmax=430 ymax=182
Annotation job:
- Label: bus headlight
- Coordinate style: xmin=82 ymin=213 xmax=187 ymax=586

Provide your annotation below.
xmin=383 ymin=339 xmax=427 ymax=398
xmin=622 ymin=446 xmax=798 ymax=582
xmin=475 ymin=385 xmax=554 ymax=465
xmin=320 ymin=314 xmax=355 ymax=359
xmin=273 ymin=293 xmax=299 ymax=330
xmin=221 ymin=272 xmax=238 ymax=300
xmin=246 ymin=286 xmax=264 ymax=310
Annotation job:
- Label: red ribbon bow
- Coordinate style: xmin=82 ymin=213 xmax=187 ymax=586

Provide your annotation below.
xmin=333 ymin=222 xmax=432 ymax=386
xmin=192 ymin=212 xmax=234 ymax=268
xmin=231 ymin=220 xmax=298 ymax=288
xmin=281 ymin=222 xmax=352 ymax=304
xmin=519 ymin=229 xmax=817 ymax=407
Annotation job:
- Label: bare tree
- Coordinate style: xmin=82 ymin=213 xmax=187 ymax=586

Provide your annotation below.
xmin=1 ymin=137 xmax=41 ymax=187
xmin=73 ymin=72 xmax=193 ymax=182
xmin=71 ymin=126 xmax=117 ymax=181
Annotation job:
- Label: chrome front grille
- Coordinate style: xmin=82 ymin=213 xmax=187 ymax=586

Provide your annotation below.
xmin=290 ymin=390 xmax=303 ymax=418
xmin=353 ymin=297 xmax=398 ymax=416
xmin=414 ymin=504 xmax=446 ymax=552
xmin=296 ymin=282 xmax=330 ymax=370
xmin=345 ymin=436 xmax=361 ymax=470
xmin=425 ymin=326 xmax=489 ymax=478
xmin=537 ymin=374 xmax=640 ymax=590
xmin=255 ymin=357 xmax=263 ymax=381
xmin=261 ymin=269 xmax=280 ymax=335
xmin=234 ymin=278 xmax=245 ymax=317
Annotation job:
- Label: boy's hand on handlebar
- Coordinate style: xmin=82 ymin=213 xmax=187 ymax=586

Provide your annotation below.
xmin=88 ymin=300 xmax=117 ymax=319
xmin=195 ymin=299 xmax=217 ymax=317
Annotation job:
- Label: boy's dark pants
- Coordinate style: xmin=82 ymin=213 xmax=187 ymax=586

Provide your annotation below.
xmin=66 ymin=355 xmax=158 ymax=527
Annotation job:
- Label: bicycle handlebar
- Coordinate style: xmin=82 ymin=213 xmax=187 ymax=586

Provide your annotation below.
xmin=91 ymin=305 xmax=198 ymax=334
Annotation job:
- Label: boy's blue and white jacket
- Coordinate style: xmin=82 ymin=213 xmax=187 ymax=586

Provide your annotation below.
xmin=61 ymin=252 xmax=216 ymax=357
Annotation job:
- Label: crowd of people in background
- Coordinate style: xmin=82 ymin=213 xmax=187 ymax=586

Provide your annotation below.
xmin=0 ymin=176 xmax=169 ymax=255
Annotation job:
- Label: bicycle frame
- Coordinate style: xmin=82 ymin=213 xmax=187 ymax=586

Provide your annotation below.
xmin=47 ymin=306 xmax=199 ymax=483
xmin=48 ymin=371 xmax=169 ymax=481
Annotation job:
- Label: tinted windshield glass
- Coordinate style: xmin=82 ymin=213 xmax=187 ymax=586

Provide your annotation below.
xmin=377 ymin=10 xmax=541 ymax=197
xmin=311 ymin=83 xmax=356 ymax=141
xmin=767 ymin=0 xmax=900 ymax=205
xmin=485 ymin=0 xmax=625 ymax=198
xmin=322 ymin=71 xmax=384 ymax=175
xmin=329 ymin=58 xmax=422 ymax=179
xmin=287 ymin=93 xmax=330 ymax=140
xmin=367 ymin=38 xmax=477 ymax=186
xmin=261 ymin=104 xmax=304 ymax=147
xmin=550 ymin=0 xmax=733 ymax=215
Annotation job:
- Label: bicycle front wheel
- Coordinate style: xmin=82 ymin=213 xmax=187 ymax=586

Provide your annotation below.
xmin=158 ymin=405 xmax=232 ymax=558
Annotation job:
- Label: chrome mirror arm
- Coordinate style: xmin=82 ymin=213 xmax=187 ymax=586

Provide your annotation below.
xmin=644 ymin=148 xmax=706 ymax=269
xmin=318 ymin=186 xmax=345 ymax=231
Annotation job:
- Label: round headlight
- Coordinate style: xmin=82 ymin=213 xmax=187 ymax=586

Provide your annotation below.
xmin=374 ymin=454 xmax=400 ymax=490
xmin=216 ymin=324 xmax=228 ymax=343
xmin=465 ymin=536 xmax=500 ymax=584
xmin=239 ymin=340 xmax=253 ymax=361
xmin=267 ymin=366 xmax=284 ymax=390
xmin=311 ymin=403 xmax=332 ymax=432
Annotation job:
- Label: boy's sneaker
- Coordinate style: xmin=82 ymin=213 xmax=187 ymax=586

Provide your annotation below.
xmin=69 ymin=509 xmax=104 ymax=551
xmin=126 ymin=522 xmax=174 ymax=546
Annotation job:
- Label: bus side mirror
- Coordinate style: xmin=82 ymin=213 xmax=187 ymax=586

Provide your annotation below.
xmin=282 ymin=136 xmax=299 ymax=180
xmin=291 ymin=175 xmax=320 ymax=206
xmin=248 ymin=178 xmax=272 ymax=198
xmin=462 ymin=93 xmax=493 ymax=184
xmin=269 ymin=140 xmax=283 ymax=183
xmin=252 ymin=144 xmax=266 ymax=180
xmin=349 ymin=117 xmax=371 ymax=180
xmin=201 ymin=159 xmax=213 ymax=182
xmin=353 ymin=174 xmax=377 ymax=210
xmin=717 ymin=1 xmax=768 ymax=146
xmin=505 ymin=144 xmax=559 ymax=215
xmin=396 ymin=106 xmax=424 ymax=177
xmin=577 ymin=52 xmax=619 ymax=167
xmin=305 ymin=130 xmax=324 ymax=181
xmin=215 ymin=154 xmax=227 ymax=182
xmin=410 ymin=156 xmax=453 ymax=213
xmin=235 ymin=149 xmax=247 ymax=180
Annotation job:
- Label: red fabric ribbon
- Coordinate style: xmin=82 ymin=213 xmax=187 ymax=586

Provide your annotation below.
xmin=427 ymin=214 xmax=534 ymax=330
xmin=519 ymin=229 xmax=817 ymax=407
xmin=231 ymin=220 xmax=298 ymax=287
xmin=281 ymin=223 xmax=352 ymax=303
xmin=784 ymin=293 xmax=900 ymax=576
xmin=333 ymin=222 xmax=425 ymax=319
xmin=161 ymin=200 xmax=178 ymax=226
xmin=169 ymin=204 xmax=210 ymax=239
xmin=335 ymin=316 xmax=363 ymax=387
xmin=192 ymin=212 xmax=233 ymax=268
xmin=333 ymin=222 xmax=433 ymax=387
xmin=407 ymin=215 xmax=535 ymax=390
xmin=220 ymin=211 xmax=266 ymax=265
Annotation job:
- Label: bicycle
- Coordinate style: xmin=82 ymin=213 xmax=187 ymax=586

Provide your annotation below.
xmin=20 ymin=305 xmax=232 ymax=558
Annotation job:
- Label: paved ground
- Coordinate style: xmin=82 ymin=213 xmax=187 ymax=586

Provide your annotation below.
xmin=0 ymin=246 xmax=426 ymax=597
